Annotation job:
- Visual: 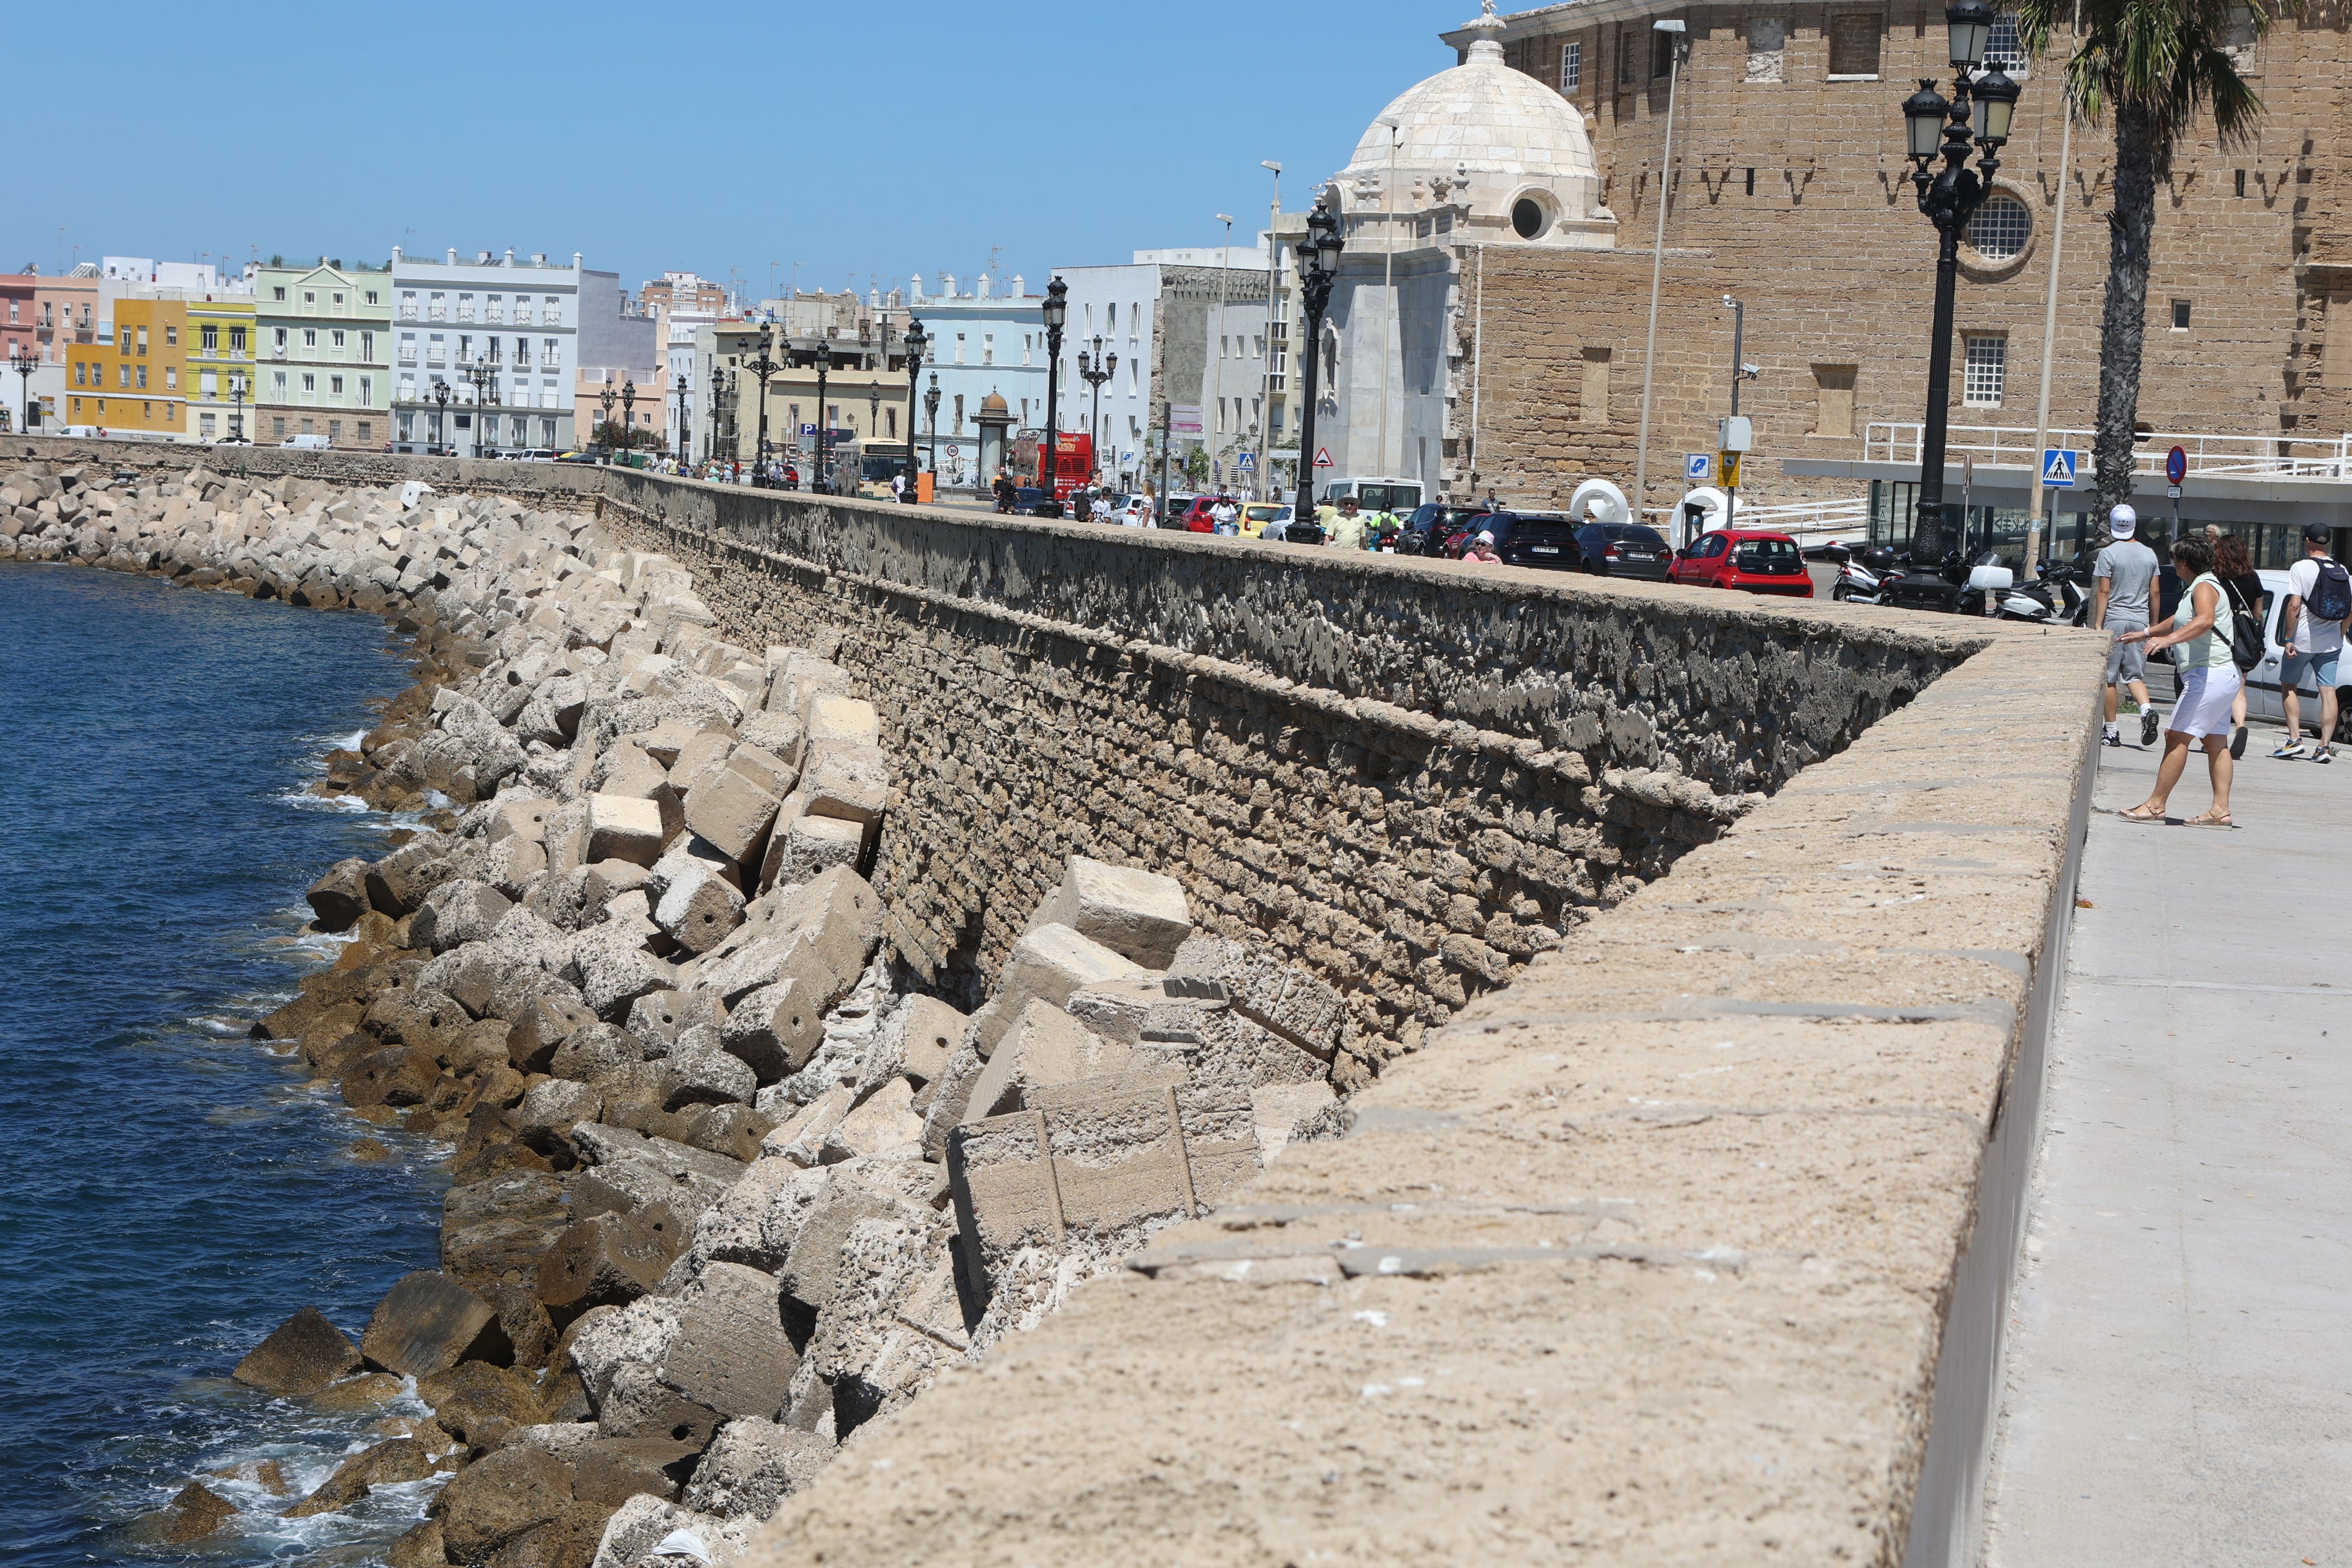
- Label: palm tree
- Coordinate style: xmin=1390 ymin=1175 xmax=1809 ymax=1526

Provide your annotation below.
xmin=2011 ymin=0 xmax=2284 ymax=518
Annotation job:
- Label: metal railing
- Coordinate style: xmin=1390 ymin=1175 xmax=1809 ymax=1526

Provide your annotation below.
xmin=1863 ymin=422 xmax=2352 ymax=480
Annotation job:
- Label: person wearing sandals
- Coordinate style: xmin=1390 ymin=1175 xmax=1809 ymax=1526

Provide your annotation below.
xmin=2212 ymin=531 xmax=2268 ymax=760
xmin=2114 ymin=534 xmax=2239 ymax=827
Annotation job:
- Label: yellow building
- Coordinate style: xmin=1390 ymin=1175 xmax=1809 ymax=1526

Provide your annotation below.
xmin=64 ymin=297 xmax=188 ymax=435
xmin=182 ymin=295 xmax=259 ymax=443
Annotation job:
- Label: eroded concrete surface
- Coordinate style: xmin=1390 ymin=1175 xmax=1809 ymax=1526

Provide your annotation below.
xmin=1983 ymin=734 xmax=2352 ymax=1566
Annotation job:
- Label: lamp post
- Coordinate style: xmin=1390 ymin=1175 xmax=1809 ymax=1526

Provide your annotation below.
xmin=707 ymin=360 xmax=725 ymax=465
xmin=925 ymin=372 xmax=941 ymax=485
xmin=1291 ymin=195 xmax=1344 ymax=536
xmin=230 ymin=377 xmax=246 ymax=444
xmin=10 ymin=344 xmax=37 ymax=435
xmin=1077 ymin=335 xmax=1116 ymax=486
xmin=598 ymin=383 xmax=616 ymax=463
xmin=811 ymin=334 xmax=833 ymax=493
xmin=1039 ymin=277 xmax=1068 ymax=501
xmin=466 ymin=358 xmax=496 ymax=458
xmin=433 ymin=379 xmax=452 ymax=455
xmin=674 ymin=372 xmax=690 ymax=462
xmin=740 ymin=327 xmax=783 ymax=484
xmin=902 ymin=318 xmax=926 ymax=496
xmin=1891 ymin=0 xmax=2021 ymax=610
xmin=620 ymin=378 xmax=636 ymax=464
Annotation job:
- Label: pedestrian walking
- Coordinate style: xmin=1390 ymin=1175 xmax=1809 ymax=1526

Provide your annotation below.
xmin=2093 ymin=504 xmax=2163 ymax=749
xmin=2115 ymin=534 xmax=2239 ymax=827
xmin=2271 ymin=521 xmax=2351 ymax=761
xmin=2212 ymin=533 xmax=2267 ymax=758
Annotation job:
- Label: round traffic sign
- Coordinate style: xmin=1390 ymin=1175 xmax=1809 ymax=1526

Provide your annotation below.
xmin=2166 ymin=445 xmax=2188 ymax=485
xmin=946 ymin=444 xmax=961 ymax=457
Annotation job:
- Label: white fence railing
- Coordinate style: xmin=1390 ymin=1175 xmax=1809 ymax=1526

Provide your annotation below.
xmin=1864 ymin=423 xmax=2352 ymax=480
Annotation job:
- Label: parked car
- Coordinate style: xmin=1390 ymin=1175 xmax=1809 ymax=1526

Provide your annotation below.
xmin=1464 ymin=510 xmax=1585 ymax=569
xmin=1398 ymin=502 xmax=1491 ymax=556
xmin=554 ymin=451 xmax=599 ymax=464
xmin=280 ymin=433 xmax=331 ymax=449
xmin=1008 ymin=487 xmax=1064 ymax=518
xmin=1574 ymin=522 xmax=1674 ymax=580
xmin=1119 ymin=496 xmax=1154 ymax=526
xmin=1157 ymin=493 xmax=1197 ymax=527
xmin=512 ymin=448 xmax=556 ymax=463
xmin=1668 ymin=529 xmax=1816 ymax=597
xmin=1240 ymin=503 xmax=1292 ymax=538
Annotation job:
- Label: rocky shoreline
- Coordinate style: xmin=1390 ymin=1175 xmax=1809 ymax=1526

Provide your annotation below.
xmin=1 ymin=459 xmax=1349 ymax=1568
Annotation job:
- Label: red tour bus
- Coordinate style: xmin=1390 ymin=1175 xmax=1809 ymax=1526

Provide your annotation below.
xmin=1015 ymin=431 xmax=1093 ymax=502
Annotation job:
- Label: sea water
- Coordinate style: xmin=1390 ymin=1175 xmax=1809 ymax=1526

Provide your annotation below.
xmin=0 ymin=563 xmax=447 ymax=1566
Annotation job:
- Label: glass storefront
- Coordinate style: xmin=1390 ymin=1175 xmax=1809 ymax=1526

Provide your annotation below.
xmin=1866 ymin=480 xmax=2350 ymax=572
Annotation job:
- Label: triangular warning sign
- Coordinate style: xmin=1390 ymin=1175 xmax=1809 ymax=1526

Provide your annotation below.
xmin=1314 ymin=447 xmax=1334 ymax=468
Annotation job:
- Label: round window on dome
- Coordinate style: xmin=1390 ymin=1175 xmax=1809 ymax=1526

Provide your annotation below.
xmin=1966 ymin=195 xmax=2032 ymax=262
xmin=1511 ymin=197 xmax=1546 ymax=239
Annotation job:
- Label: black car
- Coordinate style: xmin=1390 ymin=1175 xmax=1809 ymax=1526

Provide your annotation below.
xmin=1010 ymin=487 xmax=1065 ymax=518
xmin=1399 ymin=502 xmax=1492 ymax=556
xmin=1479 ymin=510 xmax=1587 ymax=569
xmin=1573 ymin=522 xmax=1674 ymax=580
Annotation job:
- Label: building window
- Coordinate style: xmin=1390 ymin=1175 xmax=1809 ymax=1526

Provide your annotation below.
xmin=302 ymin=373 xmax=317 ymax=392
xmin=200 ymin=412 xmax=216 ymax=436
xmin=358 ymin=420 xmax=371 ymax=442
xmin=1965 ymin=194 xmax=2033 ymax=260
xmin=164 ymin=368 xmax=177 ymax=389
xmin=165 ymin=325 xmax=178 ymax=346
xmin=1983 ymin=14 xmax=2027 ymax=72
xmin=201 ymin=324 xmax=219 ymax=351
xmin=1560 ymin=40 xmax=1582 ymax=91
xmin=304 ymin=329 xmax=318 ymax=349
xmin=398 ymin=411 xmax=415 ymax=441
xmin=230 ymin=327 xmax=246 ymax=353
xmin=332 ymin=293 xmax=344 ymax=306
xmin=360 ymin=331 xmax=375 ymax=359
xmin=119 ymin=365 xmax=131 ymax=388
xmin=2172 ymin=299 xmax=2193 ymax=329
xmin=360 ymin=376 xmax=372 ymax=402
xmin=401 ymin=291 xmax=418 ymax=319
xmin=304 ymin=292 xmax=315 ymax=306
xmin=1618 ymin=27 xmax=1638 ymax=84
xmin=331 ymin=375 xmax=345 ymax=395
xmin=1652 ymin=26 xmax=1676 ymax=76
xmin=274 ymin=371 xmax=288 ymax=395
xmin=275 ymin=327 xmax=288 ymax=353
xmin=329 ymin=419 xmax=342 ymax=443
xmin=201 ymin=371 xmax=217 ymax=396
xmin=541 ymin=417 xmax=557 ymax=446
xmin=136 ymin=366 xmax=148 ymax=389
xmin=301 ymin=418 xmax=314 ymax=435
xmin=136 ymin=327 xmax=148 ymax=353
xmin=331 ymin=329 xmax=346 ymax=349
xmin=273 ymin=416 xmax=286 ymax=436
xmin=366 ymin=291 xmax=379 ymax=306
xmin=1963 ymin=335 xmax=2007 ymax=406
xmin=273 ymin=287 xmax=287 ymax=301
xmin=1813 ymin=365 xmax=1857 ymax=435
xmin=1828 ymin=14 xmax=1884 ymax=77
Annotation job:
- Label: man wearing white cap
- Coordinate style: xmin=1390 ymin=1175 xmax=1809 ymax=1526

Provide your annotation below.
xmin=2093 ymin=503 xmax=2162 ymax=747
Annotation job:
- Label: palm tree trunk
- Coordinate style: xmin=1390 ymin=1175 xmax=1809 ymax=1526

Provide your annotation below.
xmin=2093 ymin=101 xmax=2159 ymax=522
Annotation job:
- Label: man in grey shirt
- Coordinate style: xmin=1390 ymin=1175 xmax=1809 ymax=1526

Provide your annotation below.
xmin=2093 ymin=504 xmax=2162 ymax=747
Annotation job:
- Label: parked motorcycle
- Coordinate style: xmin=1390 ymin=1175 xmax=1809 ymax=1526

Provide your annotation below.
xmin=1830 ymin=544 xmax=1899 ymax=604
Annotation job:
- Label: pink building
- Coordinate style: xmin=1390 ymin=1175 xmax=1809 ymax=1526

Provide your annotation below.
xmin=32 ymin=268 xmax=101 ymax=366
xmin=1 ymin=268 xmax=35 ymax=362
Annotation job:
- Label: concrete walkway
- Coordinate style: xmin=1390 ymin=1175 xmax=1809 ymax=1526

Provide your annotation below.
xmin=1982 ymin=718 xmax=2352 ymax=1565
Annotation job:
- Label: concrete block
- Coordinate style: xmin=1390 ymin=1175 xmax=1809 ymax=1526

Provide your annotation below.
xmin=623 ymin=988 xmax=727 ymax=1050
xmin=662 ymin=1262 xmax=799 ymax=1420
xmin=360 ymin=1269 xmax=509 ymax=1377
xmin=799 ymin=741 xmax=890 ymax=828
xmin=487 ymin=797 xmax=554 ymax=845
xmin=663 ymin=1043 xmax=757 ymax=1111
xmin=434 ymin=1444 xmax=575 ymax=1564
xmin=805 ymin=694 xmax=879 ymax=752
xmin=720 ymin=976 xmax=826 ymax=1083
xmin=896 ymin=996 xmax=966 ymax=1086
xmin=571 ymin=1436 xmax=698 ymax=1506
xmin=678 ymin=1416 xmax=833 ymax=1519
xmin=584 ymin=794 xmax=664 ymax=867
xmin=507 ymin=994 xmax=598 ymax=1073
xmin=652 ymin=863 xmax=745 ymax=954
xmin=1250 ymin=1081 xmax=1338 ymax=1161
xmin=681 ymin=760 xmax=781 ymax=866
xmin=946 ymin=1071 xmax=1259 ymax=1296
xmin=962 ymin=1000 xmax=1144 ymax=1122
xmin=760 ymin=1084 xmax=855 ymax=1165
xmin=534 ymin=1211 xmax=677 ymax=1318
xmin=820 ymin=1079 xmax=925 ymax=1163
xmin=969 ymin=923 xmax=1143 ymax=1059
xmin=763 ymin=812 xmax=864 ymax=889
xmin=306 ymin=859 xmax=372 ymax=932
xmin=1030 ymin=856 xmax=1193 ymax=970
xmin=233 ymin=1306 xmax=363 ymax=1396
xmin=723 ymin=742 xmax=795 ymax=801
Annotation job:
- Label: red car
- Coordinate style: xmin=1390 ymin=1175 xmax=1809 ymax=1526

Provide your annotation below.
xmin=1668 ymin=528 xmax=1816 ymax=597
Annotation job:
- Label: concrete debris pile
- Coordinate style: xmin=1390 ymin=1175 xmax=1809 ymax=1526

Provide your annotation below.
xmin=4 ymin=457 xmax=1350 ymax=1567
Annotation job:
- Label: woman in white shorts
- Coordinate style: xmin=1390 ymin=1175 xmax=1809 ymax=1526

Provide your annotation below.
xmin=2115 ymin=534 xmax=2239 ymax=827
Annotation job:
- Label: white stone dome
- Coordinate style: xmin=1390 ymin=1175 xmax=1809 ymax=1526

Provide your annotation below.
xmin=1342 ymin=29 xmax=1599 ymax=189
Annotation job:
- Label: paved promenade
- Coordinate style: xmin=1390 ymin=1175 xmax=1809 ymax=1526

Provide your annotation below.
xmin=1983 ymin=718 xmax=2352 ymax=1564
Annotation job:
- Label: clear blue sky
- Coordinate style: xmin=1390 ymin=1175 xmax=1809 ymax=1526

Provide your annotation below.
xmin=8 ymin=0 xmax=1465 ymax=297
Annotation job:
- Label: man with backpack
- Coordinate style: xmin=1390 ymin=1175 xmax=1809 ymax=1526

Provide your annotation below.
xmin=2093 ymin=505 xmax=2163 ymax=748
xmin=2273 ymin=522 xmax=2351 ymax=761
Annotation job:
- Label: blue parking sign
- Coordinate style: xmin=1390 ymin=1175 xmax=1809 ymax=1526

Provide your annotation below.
xmin=1685 ymin=453 xmax=1712 ymax=482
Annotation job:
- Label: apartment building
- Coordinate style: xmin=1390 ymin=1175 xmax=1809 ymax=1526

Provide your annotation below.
xmin=253 ymin=262 xmax=393 ymax=447
xmin=390 ymin=247 xmax=605 ymax=454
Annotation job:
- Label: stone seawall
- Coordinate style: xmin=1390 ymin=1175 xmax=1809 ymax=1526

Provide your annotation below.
xmin=591 ymin=473 xmax=1972 ymax=1076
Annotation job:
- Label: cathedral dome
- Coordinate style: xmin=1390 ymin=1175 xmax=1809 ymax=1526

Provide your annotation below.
xmin=1337 ymin=3 xmax=1612 ymax=248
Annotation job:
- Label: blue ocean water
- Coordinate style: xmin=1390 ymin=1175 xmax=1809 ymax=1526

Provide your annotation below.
xmin=0 ymin=563 xmax=449 ymax=1566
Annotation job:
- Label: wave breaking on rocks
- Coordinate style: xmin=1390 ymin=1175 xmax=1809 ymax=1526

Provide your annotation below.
xmin=1 ymin=457 xmax=1349 ymax=1568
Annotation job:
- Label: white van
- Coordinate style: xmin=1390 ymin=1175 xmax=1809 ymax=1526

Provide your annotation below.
xmin=280 ymin=433 xmax=331 ymax=449
xmin=1317 ymin=476 xmax=1424 ymax=516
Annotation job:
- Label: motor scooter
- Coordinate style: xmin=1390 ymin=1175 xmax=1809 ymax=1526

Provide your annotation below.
xmin=1830 ymin=544 xmax=1898 ymax=604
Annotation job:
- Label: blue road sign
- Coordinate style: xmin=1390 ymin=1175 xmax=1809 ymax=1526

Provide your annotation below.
xmin=1685 ymin=453 xmax=1712 ymax=482
xmin=2041 ymin=448 xmax=2079 ymax=488
xmin=1237 ymin=452 xmax=1256 ymax=471
xmin=2166 ymin=445 xmax=2188 ymax=485
xmin=799 ymin=423 xmax=818 ymax=435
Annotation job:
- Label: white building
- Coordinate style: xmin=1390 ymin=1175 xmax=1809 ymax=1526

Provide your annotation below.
xmin=389 ymin=246 xmax=603 ymax=453
xmin=1050 ymin=248 xmax=1272 ymax=493
xmin=900 ymin=271 xmax=1044 ymax=490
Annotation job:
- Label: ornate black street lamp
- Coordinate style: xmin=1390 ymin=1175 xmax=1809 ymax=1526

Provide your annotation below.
xmin=598 ymin=382 xmax=616 ymax=462
xmin=1041 ymin=276 xmax=1068 ymax=498
xmin=707 ymin=360 xmax=726 ymax=465
xmin=1291 ymin=194 xmax=1344 ymax=536
xmin=466 ymin=357 xmax=496 ymax=458
xmin=10 ymin=345 xmax=38 ymax=435
xmin=925 ymin=371 xmax=942 ymax=485
xmin=620 ymin=378 xmax=636 ymax=463
xmin=811 ymin=333 xmax=833 ymax=493
xmin=740 ymin=327 xmax=783 ymax=484
xmin=1890 ymin=0 xmax=2020 ymax=609
xmin=230 ymin=377 xmax=246 ymax=443
xmin=433 ymin=378 xmax=452 ymax=454
xmin=1077 ymin=335 xmax=1117 ymax=488
xmin=902 ymin=318 xmax=927 ymax=496
xmin=674 ymin=372 xmax=690 ymax=462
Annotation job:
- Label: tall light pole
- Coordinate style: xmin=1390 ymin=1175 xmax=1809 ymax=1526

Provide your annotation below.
xmin=620 ymin=378 xmax=636 ymax=463
xmin=902 ymin=318 xmax=926 ymax=496
xmin=1293 ymin=195 xmax=1344 ymax=538
xmin=925 ymin=372 xmax=942 ymax=485
xmin=1211 ymin=213 xmax=1234 ymax=487
xmin=740 ymin=326 xmax=783 ymax=484
xmin=811 ymin=332 xmax=833 ymax=493
xmin=1258 ymin=160 xmax=1282 ymax=501
xmin=433 ymin=378 xmax=452 ymax=454
xmin=230 ymin=377 xmax=246 ymax=444
xmin=1041 ymin=275 xmax=1068 ymax=500
xmin=1079 ymin=336 xmax=1117 ymax=487
xmin=707 ymin=360 xmax=725 ymax=466
xmin=1891 ymin=0 xmax=2021 ymax=609
xmin=9 ymin=345 xmax=37 ymax=435
xmin=674 ymin=371 xmax=691 ymax=461
xmin=1631 ymin=17 xmax=1688 ymax=529
xmin=598 ymin=382 xmax=616 ymax=462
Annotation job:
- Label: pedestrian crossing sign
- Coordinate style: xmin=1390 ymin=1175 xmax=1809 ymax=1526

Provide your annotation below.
xmin=2041 ymin=448 xmax=2079 ymax=487
xmin=1237 ymin=452 xmax=1255 ymax=471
